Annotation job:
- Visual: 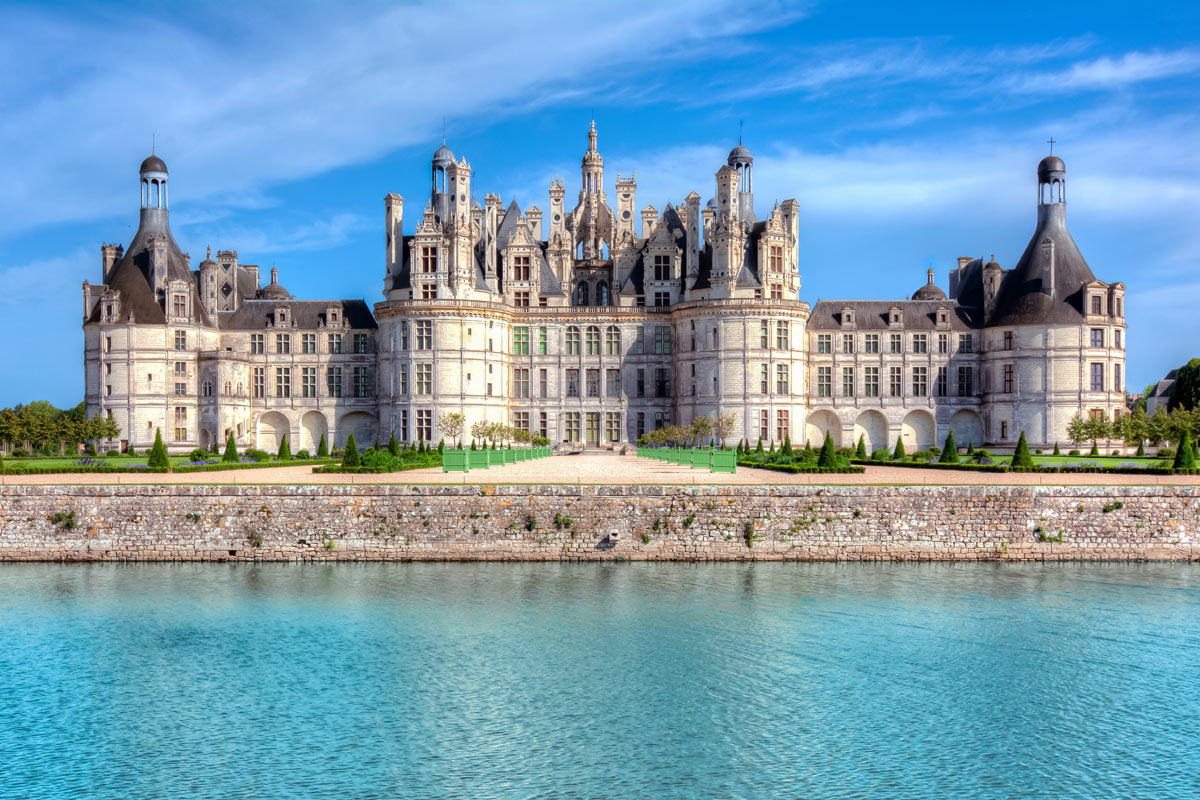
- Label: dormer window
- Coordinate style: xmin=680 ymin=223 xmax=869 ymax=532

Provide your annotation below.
xmin=937 ymin=309 xmax=948 ymax=325
xmin=276 ymin=308 xmax=288 ymax=325
xmin=1090 ymin=295 xmax=1102 ymax=315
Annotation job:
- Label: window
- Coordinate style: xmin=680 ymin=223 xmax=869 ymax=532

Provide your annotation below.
xmin=1001 ymin=421 xmax=1008 ymax=440
xmin=636 ymin=369 xmax=645 ymax=398
xmin=174 ymin=330 xmax=187 ymax=351
xmin=912 ymin=334 xmax=928 ymax=354
xmin=957 ymin=366 xmax=973 ymax=397
xmin=635 ymin=326 xmax=645 ymax=354
xmin=1114 ymin=363 xmax=1122 ymax=393
xmin=760 ymin=321 xmax=769 ymax=349
xmin=174 ymin=361 xmax=187 ymax=375
xmin=513 ymin=368 xmax=530 ymax=398
xmin=512 ymin=254 xmax=531 ymax=281
xmin=399 ymin=364 xmax=408 ymax=395
xmin=416 ymin=363 xmax=432 ymax=395
xmin=1115 ymin=330 xmax=1122 ymax=349
xmin=105 ymin=336 xmax=112 ymax=353
xmin=890 ymin=366 xmax=902 ymax=397
xmin=399 ymin=323 xmax=408 ymax=350
xmin=513 ymin=411 xmax=529 ymax=432
xmin=276 ymin=333 xmax=290 ymax=354
xmin=863 ymin=333 xmax=879 ymax=354
xmin=842 ymin=367 xmax=854 ymax=397
xmin=565 ymin=413 xmax=581 ymax=442
xmin=713 ymin=327 xmax=719 ymax=349
xmin=817 ymin=333 xmax=831 ymax=354
xmin=935 ymin=367 xmax=947 ymax=397
xmin=776 ymin=322 xmax=790 ymax=350
xmin=654 ymin=411 xmax=671 ymax=431
xmin=1003 ymin=330 xmax=1013 ymax=350
xmin=1090 ymin=328 xmax=1104 ymax=348
xmin=759 ymin=410 xmax=769 ymax=443
xmin=776 ymin=364 xmax=789 ymax=395
xmin=606 ymin=369 xmax=621 ymax=398
xmin=770 ymin=284 xmax=783 ymax=300
xmin=1091 ymin=295 xmax=1102 ymax=315
xmin=817 ymin=366 xmax=831 ymax=397
xmin=566 ymin=327 xmax=580 ymax=355
xmin=327 ymin=367 xmax=342 ymax=397
xmin=417 ymin=410 xmax=432 ymax=442
xmin=958 ymin=334 xmax=972 ymax=353
xmin=637 ymin=412 xmax=646 ymax=439
xmin=912 ymin=366 xmax=928 ymax=396
xmin=654 ymin=326 xmax=672 ymax=354
xmin=760 ymin=364 xmax=770 ymax=394
xmin=416 ymin=321 xmax=432 ymax=350
xmin=654 ymin=292 xmax=670 ymax=307
xmin=889 ymin=333 xmax=902 ymax=354
xmin=275 ymin=367 xmax=291 ymax=398
xmin=769 ymin=245 xmax=783 ymax=273
xmin=842 ymin=334 xmax=854 ymax=354
xmin=776 ymin=410 xmax=789 ymax=443
xmin=938 ymin=333 xmax=948 ymax=354
xmin=864 ymin=367 xmax=879 ymax=397
xmin=302 ymin=367 xmax=316 ymax=398
xmin=253 ymin=367 xmax=265 ymax=398
xmin=566 ymin=369 xmax=580 ymax=398
xmin=539 ymin=368 xmax=548 ymax=398
xmin=1116 ymin=297 xmax=1123 ymax=317
xmin=173 ymin=295 xmax=187 ymax=318
xmin=514 ymin=291 xmax=530 ymax=307
xmin=586 ymin=369 xmax=600 ymax=398
xmin=606 ymin=326 xmax=620 ymax=355
xmin=421 ymin=246 xmax=436 ymax=273
xmin=421 ymin=284 xmax=436 ymax=300
xmin=1090 ymin=363 xmax=1104 ymax=392
xmin=513 ymin=327 xmax=530 ymax=355
xmin=1003 ymin=364 xmax=1014 ymax=393
xmin=354 ymin=333 xmax=368 ymax=354
xmin=655 ymin=368 xmax=671 ymax=398
xmin=302 ymin=333 xmax=316 ymax=354
xmin=399 ymin=410 xmax=409 ymax=442
xmin=328 ymin=333 xmax=342 ymax=354
xmin=203 ymin=380 xmax=212 ymax=397
xmin=653 ymin=254 xmax=671 ymax=281
xmin=586 ymin=326 xmax=601 ymax=355
xmin=606 ymin=412 xmax=621 ymax=443
xmin=174 ymin=382 xmax=186 ymax=397
xmin=353 ymin=367 xmax=370 ymax=398
xmin=539 ymin=412 xmax=548 ymax=438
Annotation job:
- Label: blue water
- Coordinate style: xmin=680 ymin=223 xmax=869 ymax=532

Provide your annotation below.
xmin=1 ymin=564 xmax=1198 ymax=799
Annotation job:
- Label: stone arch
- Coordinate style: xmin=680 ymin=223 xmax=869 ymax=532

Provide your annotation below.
xmin=300 ymin=410 xmax=328 ymax=453
xmin=901 ymin=410 xmax=936 ymax=451
xmin=805 ymin=409 xmax=842 ymax=448
xmin=337 ymin=411 xmax=378 ymax=448
xmin=948 ymin=409 xmax=984 ymax=448
xmin=256 ymin=411 xmax=291 ymax=451
xmin=853 ymin=410 xmax=888 ymax=453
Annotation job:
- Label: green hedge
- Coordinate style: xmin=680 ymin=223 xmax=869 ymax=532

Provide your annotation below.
xmin=172 ymin=458 xmax=336 ymax=474
xmin=313 ymin=462 xmax=435 ymax=474
xmin=0 ymin=465 xmax=170 ymax=475
xmin=851 ymin=459 xmax=1010 ymax=473
xmin=850 ymin=459 xmax=1199 ymax=476
xmin=739 ymin=460 xmax=864 ymax=474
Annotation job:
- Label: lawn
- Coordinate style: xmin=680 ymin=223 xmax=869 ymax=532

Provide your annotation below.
xmin=1 ymin=455 xmax=197 ymax=468
xmin=1030 ymin=455 xmax=1164 ymax=467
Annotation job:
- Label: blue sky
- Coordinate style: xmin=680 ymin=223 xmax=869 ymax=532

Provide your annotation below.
xmin=1 ymin=0 xmax=1197 ymax=407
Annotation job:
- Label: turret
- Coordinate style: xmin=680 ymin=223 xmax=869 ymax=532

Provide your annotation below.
xmin=385 ymin=193 xmax=404 ymax=282
xmin=430 ymin=142 xmax=455 ymax=222
xmin=684 ymin=192 xmax=701 ymax=279
xmin=615 ymin=171 xmax=636 ymax=241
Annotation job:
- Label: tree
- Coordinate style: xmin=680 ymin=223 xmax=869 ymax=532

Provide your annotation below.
xmin=1066 ymin=413 xmax=1089 ymax=448
xmin=147 ymin=429 xmax=170 ymax=469
xmin=316 ymin=434 xmax=328 ymax=458
xmin=1052 ymin=441 xmax=1061 ymax=456
xmin=277 ymin=434 xmax=291 ymax=461
xmin=755 ymin=438 xmax=764 ymax=455
xmin=1168 ymin=358 xmax=1200 ymax=412
xmin=470 ymin=419 xmax=491 ymax=448
xmin=1011 ymin=431 xmax=1035 ymax=469
xmin=689 ymin=415 xmax=712 ymax=447
xmin=712 ymin=413 xmax=736 ymax=449
xmin=222 ymin=432 xmax=239 ymax=463
xmin=343 ymin=434 xmax=360 ymax=467
xmin=939 ymin=430 xmax=959 ymax=463
xmin=817 ymin=431 xmax=837 ymax=468
xmin=855 ymin=435 xmax=867 ymax=460
xmin=892 ymin=436 xmax=906 ymax=461
xmin=439 ymin=412 xmax=466 ymax=448
xmin=387 ymin=430 xmax=400 ymax=456
xmin=781 ymin=434 xmax=793 ymax=457
xmin=1173 ymin=431 xmax=1196 ymax=470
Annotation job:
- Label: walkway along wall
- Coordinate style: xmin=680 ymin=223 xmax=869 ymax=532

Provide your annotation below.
xmin=1 ymin=485 xmax=1198 ymax=562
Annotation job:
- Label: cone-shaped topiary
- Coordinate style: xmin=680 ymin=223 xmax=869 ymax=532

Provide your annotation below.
xmin=769 ymin=440 xmax=775 ymax=454
xmin=438 ymin=439 xmax=445 ymax=453
xmin=210 ymin=438 xmax=220 ymax=455
xmin=939 ymin=430 xmax=959 ymax=463
xmin=223 ymin=432 xmax=239 ymax=463
xmin=388 ymin=431 xmax=400 ymax=457
xmin=277 ymin=435 xmax=291 ymax=461
xmin=317 ymin=434 xmax=328 ymax=458
xmin=1089 ymin=440 xmax=1099 ymax=457
xmin=147 ymin=429 xmax=170 ymax=469
xmin=782 ymin=435 xmax=793 ymax=457
xmin=1174 ymin=431 xmax=1196 ymax=470
xmin=892 ymin=436 xmax=906 ymax=461
xmin=1136 ymin=440 xmax=1144 ymax=458
xmin=756 ymin=438 xmax=764 ymax=455
xmin=966 ymin=441 xmax=975 ymax=456
xmin=1053 ymin=441 xmax=1061 ymax=456
xmin=471 ymin=440 xmax=477 ymax=450
xmin=855 ymin=435 xmax=867 ymax=460
xmin=802 ymin=441 xmax=814 ymax=460
xmin=817 ymin=431 xmax=837 ymax=468
xmin=343 ymin=434 xmax=360 ymax=468
xmin=1011 ymin=431 xmax=1035 ymax=469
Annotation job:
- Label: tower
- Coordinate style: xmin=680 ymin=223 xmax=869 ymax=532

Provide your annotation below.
xmin=615 ymin=171 xmax=636 ymax=242
xmin=727 ymin=142 xmax=755 ymax=222
xmin=430 ymin=142 xmax=455 ymax=222
xmin=385 ymin=193 xmax=404 ymax=285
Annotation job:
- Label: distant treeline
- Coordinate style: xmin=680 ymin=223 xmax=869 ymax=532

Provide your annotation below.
xmin=0 ymin=401 xmax=121 ymax=455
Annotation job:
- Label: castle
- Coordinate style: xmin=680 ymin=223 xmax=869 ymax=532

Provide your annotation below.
xmin=82 ymin=126 xmax=1127 ymax=454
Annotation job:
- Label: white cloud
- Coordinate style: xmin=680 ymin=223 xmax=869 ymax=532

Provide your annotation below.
xmin=1007 ymin=49 xmax=1200 ymax=93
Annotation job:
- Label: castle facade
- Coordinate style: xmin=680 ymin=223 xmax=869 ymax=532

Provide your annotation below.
xmin=82 ymin=127 xmax=1127 ymax=453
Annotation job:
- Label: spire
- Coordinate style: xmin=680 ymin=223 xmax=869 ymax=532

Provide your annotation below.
xmin=927 ymin=267 xmax=936 ymax=285
xmin=588 ymin=120 xmax=597 ymax=153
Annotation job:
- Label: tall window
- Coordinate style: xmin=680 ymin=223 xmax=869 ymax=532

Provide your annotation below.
xmin=817 ymin=366 xmax=831 ymax=397
xmin=606 ymin=326 xmax=620 ymax=355
xmin=864 ymin=367 xmax=879 ymax=397
xmin=537 ymin=327 xmax=548 ymax=355
xmin=354 ymin=333 xmax=368 ymax=354
xmin=842 ymin=367 xmax=854 ymax=397
xmin=776 ymin=364 xmax=789 ymax=395
xmin=635 ymin=326 xmax=645 ymax=354
xmin=654 ymin=326 xmax=672 ymax=354
xmin=174 ymin=330 xmax=187 ymax=351
xmin=1090 ymin=363 xmax=1104 ymax=392
xmin=817 ymin=334 xmax=831 ymax=354
xmin=512 ymin=254 xmax=531 ymax=281
xmin=653 ymin=254 xmax=671 ymax=281
xmin=173 ymin=295 xmax=187 ymax=318
xmin=539 ymin=368 xmax=548 ymax=398
xmin=1091 ymin=295 xmax=1102 ymax=315
xmin=399 ymin=364 xmax=408 ymax=395
xmin=1003 ymin=330 xmax=1014 ymax=350
xmin=655 ymin=368 xmax=671 ymax=398
xmin=776 ymin=322 xmax=790 ymax=350
xmin=1090 ymin=328 xmax=1104 ymax=348
xmin=863 ymin=333 xmax=879 ymax=354
xmin=565 ymin=413 xmax=582 ymax=442
xmin=606 ymin=369 xmax=621 ymax=397
xmin=302 ymin=367 xmax=316 ymax=398
xmin=275 ymin=367 xmax=291 ymax=398
xmin=1114 ymin=330 xmax=1122 ymax=349
xmin=276 ymin=334 xmax=290 ymax=354
xmin=890 ymin=366 xmax=902 ymax=396
xmin=935 ymin=367 xmax=947 ymax=397
xmin=585 ymin=326 xmax=601 ymax=355
xmin=566 ymin=369 xmax=579 ymax=398
xmin=416 ymin=321 xmax=432 ymax=350
xmin=353 ymin=367 xmax=370 ymax=398
xmin=328 ymin=333 xmax=342 ymax=354
xmin=958 ymin=334 xmax=972 ymax=353
xmin=842 ymin=334 xmax=854 ymax=354
xmin=759 ymin=410 xmax=769 ymax=443
xmin=417 ymin=410 xmax=432 ymax=442
xmin=302 ymin=333 xmax=316 ymax=354
xmin=251 ymin=334 xmax=264 ymax=354
xmin=566 ymin=327 xmax=581 ymax=355
xmin=416 ymin=363 xmax=432 ymax=395
xmin=539 ymin=412 xmax=549 ymax=439
xmin=912 ymin=366 xmax=928 ymax=396
xmin=636 ymin=369 xmax=645 ymax=398
xmin=760 ymin=321 xmax=769 ymax=349
xmin=1115 ymin=363 xmax=1122 ymax=393
xmin=399 ymin=409 xmax=409 ymax=442
xmin=938 ymin=333 xmax=948 ymax=354
xmin=760 ymin=364 xmax=769 ymax=394
xmin=253 ymin=367 xmax=265 ymax=398
xmin=605 ymin=412 xmax=621 ymax=444
xmin=912 ymin=334 xmax=928 ymax=354
xmin=957 ymin=366 xmax=973 ymax=397
xmin=776 ymin=410 xmax=789 ymax=443
xmin=769 ymin=245 xmax=783 ymax=273
xmin=890 ymin=333 xmax=902 ymax=354
xmin=636 ymin=412 xmax=645 ymax=439
xmin=1003 ymin=364 xmax=1014 ymax=393
xmin=513 ymin=368 xmax=530 ymax=398
xmin=513 ymin=327 xmax=530 ymax=355
xmin=399 ymin=322 xmax=408 ymax=350
xmin=327 ymin=367 xmax=342 ymax=398
xmin=421 ymin=246 xmax=436 ymax=273
xmin=586 ymin=369 xmax=600 ymax=398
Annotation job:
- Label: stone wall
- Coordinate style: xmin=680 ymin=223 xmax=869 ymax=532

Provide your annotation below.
xmin=1 ymin=484 xmax=1198 ymax=562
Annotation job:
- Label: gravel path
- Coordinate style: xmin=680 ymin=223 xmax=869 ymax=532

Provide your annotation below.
xmin=3 ymin=454 xmax=1198 ymax=486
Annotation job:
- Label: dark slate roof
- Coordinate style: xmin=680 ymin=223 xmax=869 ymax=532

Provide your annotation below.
xmin=218 ymin=299 xmax=377 ymax=330
xmin=1147 ymin=370 xmax=1177 ymax=399
xmin=912 ymin=282 xmax=947 ymax=301
xmin=690 ymin=243 xmax=713 ymax=291
xmin=623 ymin=251 xmax=645 ymax=295
xmin=808 ymin=300 xmax=981 ymax=331
xmin=536 ymin=242 xmax=561 ymax=295
xmin=734 ymin=220 xmax=766 ymax=288
xmin=388 ymin=234 xmax=415 ymax=291
xmin=988 ymin=203 xmax=1096 ymax=327
xmin=496 ymin=200 xmax=524 ymax=250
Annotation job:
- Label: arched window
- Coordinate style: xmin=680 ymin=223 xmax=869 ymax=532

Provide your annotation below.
xmin=575 ymin=282 xmax=589 ymax=306
xmin=585 ymin=326 xmax=601 ymax=355
xmin=566 ymin=326 xmax=581 ymax=355
xmin=597 ymin=281 xmax=610 ymax=306
xmin=606 ymin=326 xmax=620 ymax=355
xmin=203 ymin=381 xmax=213 ymax=397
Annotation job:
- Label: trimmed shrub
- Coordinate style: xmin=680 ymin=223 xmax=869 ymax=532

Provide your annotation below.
xmin=1053 ymin=442 xmax=1061 ymax=456
xmin=1089 ymin=441 xmax=1100 ymax=457
xmin=892 ymin=436 xmax=906 ymax=461
xmin=1174 ymin=431 xmax=1196 ymax=470
xmin=189 ymin=448 xmax=211 ymax=462
xmin=244 ymin=448 xmax=270 ymax=462
xmin=317 ymin=435 xmax=329 ymax=458
xmin=277 ymin=435 xmax=291 ymax=461
xmin=388 ymin=431 xmax=400 ymax=457
xmin=296 ymin=449 xmax=310 ymax=460
xmin=223 ymin=433 xmax=239 ymax=463
xmin=855 ymin=435 xmax=868 ymax=460
xmin=147 ymin=429 xmax=170 ymax=469
xmin=817 ymin=431 xmax=837 ymax=468
xmin=1011 ymin=431 xmax=1035 ymax=469
xmin=939 ymin=431 xmax=959 ymax=463
xmin=343 ymin=434 xmax=361 ymax=468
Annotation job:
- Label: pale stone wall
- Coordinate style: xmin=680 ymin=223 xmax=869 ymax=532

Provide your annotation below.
xmin=3 ymin=485 xmax=1197 ymax=562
